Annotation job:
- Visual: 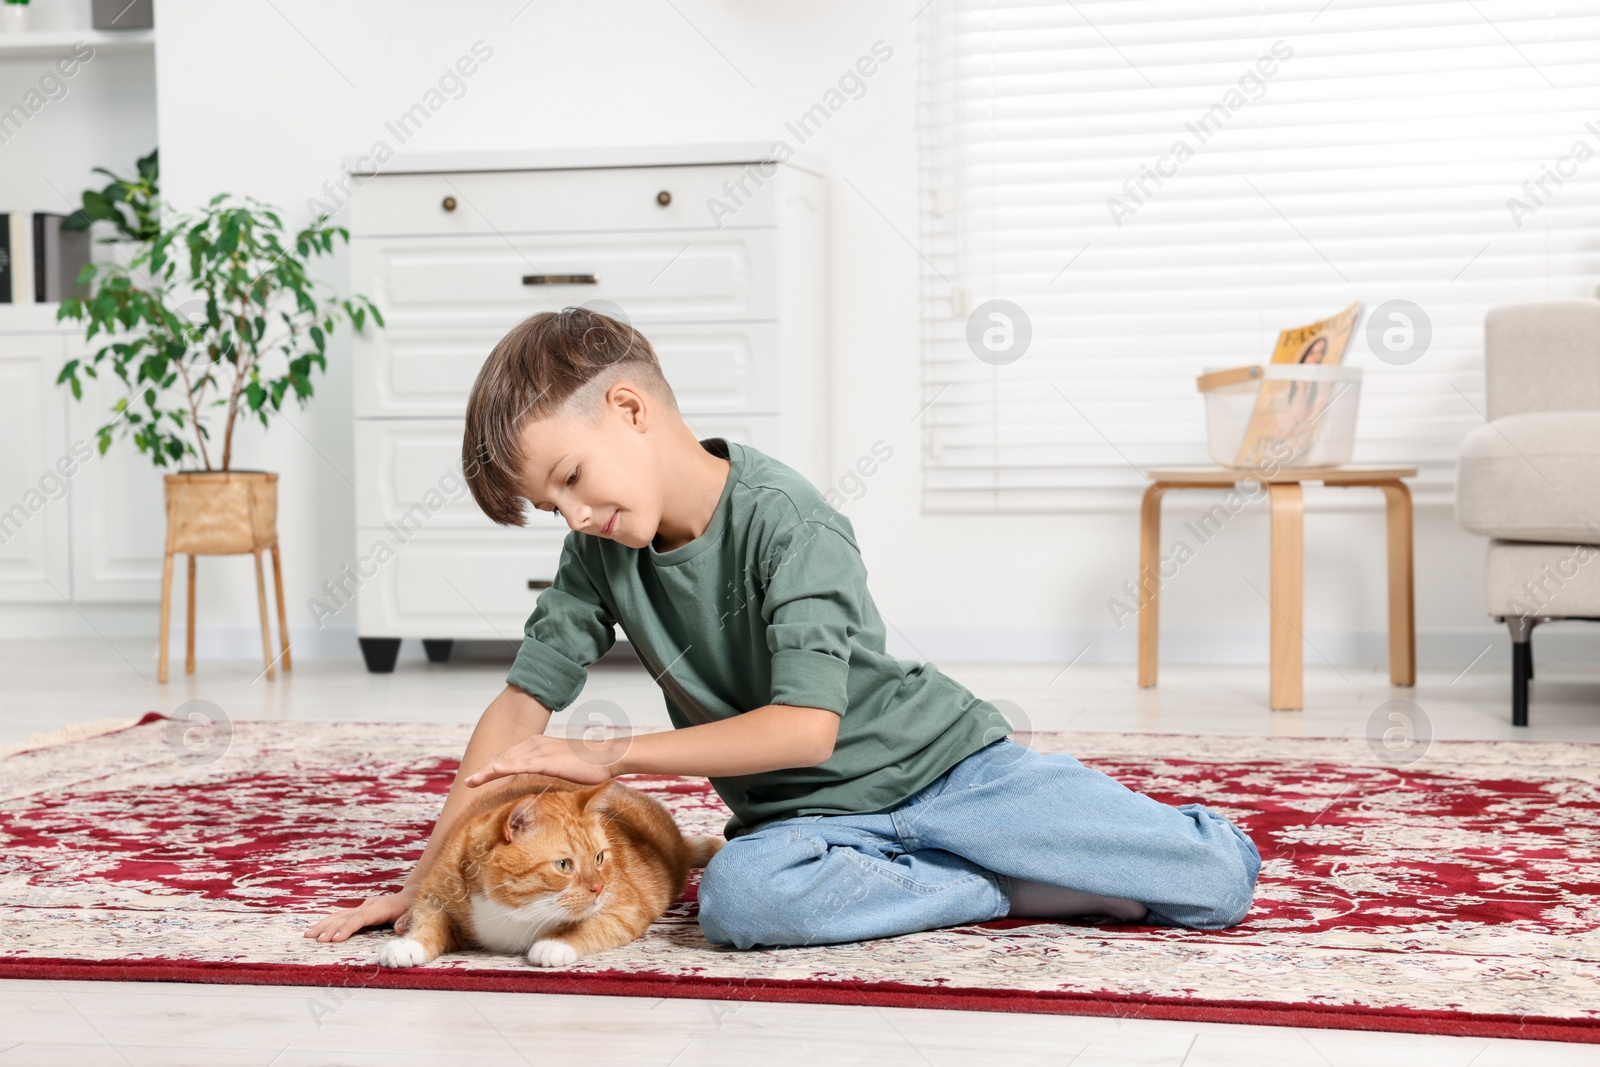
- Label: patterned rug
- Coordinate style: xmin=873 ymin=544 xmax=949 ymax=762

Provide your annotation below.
xmin=2 ymin=712 xmax=1596 ymax=1043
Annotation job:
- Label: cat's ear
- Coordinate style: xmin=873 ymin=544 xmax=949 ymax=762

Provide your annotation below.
xmin=503 ymin=796 xmax=539 ymax=842
xmin=575 ymin=780 xmax=616 ymax=813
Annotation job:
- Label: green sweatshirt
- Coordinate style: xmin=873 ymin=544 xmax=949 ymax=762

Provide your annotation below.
xmin=505 ymin=437 xmax=1010 ymax=841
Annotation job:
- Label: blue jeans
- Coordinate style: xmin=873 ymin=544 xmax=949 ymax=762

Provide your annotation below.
xmin=696 ymin=737 xmax=1261 ymax=949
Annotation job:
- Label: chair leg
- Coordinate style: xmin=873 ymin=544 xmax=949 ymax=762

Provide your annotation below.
xmin=253 ymin=548 xmax=275 ymax=681
xmin=1507 ymin=614 xmax=1536 ymax=728
xmin=1512 ymin=644 xmax=1531 ymax=728
xmin=270 ymin=543 xmax=292 ymax=672
xmin=186 ymin=554 xmax=197 ymax=674
xmin=158 ymin=549 xmax=174 ymax=684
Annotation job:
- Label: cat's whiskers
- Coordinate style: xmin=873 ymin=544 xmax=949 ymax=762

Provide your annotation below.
xmin=517 ymin=895 xmax=573 ymax=916
xmin=467 ymin=888 xmax=574 ymax=954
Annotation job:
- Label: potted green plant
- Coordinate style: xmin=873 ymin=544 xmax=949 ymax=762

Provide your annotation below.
xmin=54 ymin=149 xmax=384 ymax=681
xmin=59 ymin=149 xmax=162 ymax=298
xmin=62 ymin=149 xmax=162 ymax=244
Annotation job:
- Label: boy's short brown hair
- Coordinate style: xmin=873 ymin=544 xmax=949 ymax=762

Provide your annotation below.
xmin=462 ymin=306 xmax=677 ymax=527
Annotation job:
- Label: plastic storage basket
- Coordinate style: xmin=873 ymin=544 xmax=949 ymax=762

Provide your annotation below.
xmin=1197 ymin=364 xmax=1363 ymax=468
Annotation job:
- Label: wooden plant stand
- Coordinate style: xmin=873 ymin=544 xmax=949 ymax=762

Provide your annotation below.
xmin=159 ymin=471 xmax=291 ymax=684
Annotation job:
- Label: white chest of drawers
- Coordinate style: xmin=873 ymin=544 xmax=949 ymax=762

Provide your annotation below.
xmin=343 ymin=145 xmax=828 ymax=671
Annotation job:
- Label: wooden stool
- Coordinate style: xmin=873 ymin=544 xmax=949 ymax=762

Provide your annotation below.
xmin=1139 ymin=465 xmax=1416 ymax=710
xmin=159 ymin=471 xmax=291 ymax=684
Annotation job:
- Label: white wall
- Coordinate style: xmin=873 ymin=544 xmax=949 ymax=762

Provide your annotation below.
xmin=98 ymin=0 xmax=1521 ymax=667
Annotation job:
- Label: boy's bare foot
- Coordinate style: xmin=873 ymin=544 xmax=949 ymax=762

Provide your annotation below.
xmin=1004 ymin=877 xmax=1149 ymax=922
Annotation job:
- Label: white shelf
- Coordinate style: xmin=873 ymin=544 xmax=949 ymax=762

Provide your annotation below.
xmin=0 ymin=29 xmax=153 ymax=58
xmin=343 ymin=141 xmax=824 ymax=178
xmin=0 ymin=303 xmax=77 ymax=333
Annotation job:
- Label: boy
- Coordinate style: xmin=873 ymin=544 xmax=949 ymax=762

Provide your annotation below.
xmin=306 ymin=307 xmax=1260 ymax=952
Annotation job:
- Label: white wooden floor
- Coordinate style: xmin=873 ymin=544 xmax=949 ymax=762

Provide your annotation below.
xmin=2 ymin=637 xmax=1598 ymax=1067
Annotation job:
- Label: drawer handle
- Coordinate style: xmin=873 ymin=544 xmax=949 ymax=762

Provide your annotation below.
xmin=522 ymin=273 xmax=598 ymax=286
xmin=656 ymin=190 xmax=672 ymax=207
xmin=528 ymin=579 xmax=553 ymax=590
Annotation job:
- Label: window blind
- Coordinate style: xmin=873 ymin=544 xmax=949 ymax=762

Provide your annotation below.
xmin=917 ymin=0 xmax=1600 ymax=511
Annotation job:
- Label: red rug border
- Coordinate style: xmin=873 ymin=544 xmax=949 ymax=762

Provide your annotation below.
xmin=8 ymin=712 xmax=1597 ymax=1044
xmin=0 ymin=956 xmax=1593 ymax=1045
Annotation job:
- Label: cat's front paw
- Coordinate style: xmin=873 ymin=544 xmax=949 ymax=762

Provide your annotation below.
xmin=527 ymin=939 xmax=579 ymax=967
xmin=377 ymin=937 xmax=432 ymax=968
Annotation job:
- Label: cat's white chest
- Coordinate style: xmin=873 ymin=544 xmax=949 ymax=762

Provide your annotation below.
xmin=468 ymin=891 xmax=571 ymax=954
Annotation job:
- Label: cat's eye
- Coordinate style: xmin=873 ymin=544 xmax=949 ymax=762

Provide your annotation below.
xmin=595 ymin=850 xmax=605 ymax=864
xmin=554 ymin=859 xmax=571 ymax=872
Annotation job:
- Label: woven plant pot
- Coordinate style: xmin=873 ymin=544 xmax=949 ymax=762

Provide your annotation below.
xmin=164 ymin=471 xmax=278 ymax=554
xmin=159 ymin=470 xmax=290 ymax=684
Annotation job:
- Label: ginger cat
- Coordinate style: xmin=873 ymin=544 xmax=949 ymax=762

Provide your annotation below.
xmin=377 ymin=773 xmax=721 ymax=969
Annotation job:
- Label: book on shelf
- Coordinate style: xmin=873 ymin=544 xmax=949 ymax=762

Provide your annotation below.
xmin=32 ymin=213 xmax=91 ymax=302
xmin=0 ymin=212 xmax=93 ymax=304
xmin=0 ymin=213 xmax=32 ymax=305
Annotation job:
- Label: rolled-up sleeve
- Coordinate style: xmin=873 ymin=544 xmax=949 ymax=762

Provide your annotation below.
xmin=506 ymin=535 xmax=617 ymax=712
xmin=760 ymin=521 xmax=863 ymax=717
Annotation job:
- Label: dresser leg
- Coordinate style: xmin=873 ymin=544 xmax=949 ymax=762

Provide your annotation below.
xmin=1268 ymin=483 xmax=1304 ymax=711
xmin=360 ymin=637 xmax=402 ymax=673
xmin=423 ymin=639 xmax=454 ymax=664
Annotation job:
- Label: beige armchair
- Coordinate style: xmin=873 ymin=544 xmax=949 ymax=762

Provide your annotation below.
xmin=1455 ymin=297 xmax=1600 ymax=726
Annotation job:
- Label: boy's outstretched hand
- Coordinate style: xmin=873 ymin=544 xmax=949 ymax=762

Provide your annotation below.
xmin=463 ymin=733 xmax=622 ymax=788
xmin=304 ymin=890 xmax=415 ymax=943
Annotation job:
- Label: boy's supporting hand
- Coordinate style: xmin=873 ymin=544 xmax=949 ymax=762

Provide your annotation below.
xmin=468 ymin=704 xmax=838 ymax=784
xmin=304 ymin=888 xmax=416 ymax=944
xmin=464 ymin=732 xmax=621 ymax=788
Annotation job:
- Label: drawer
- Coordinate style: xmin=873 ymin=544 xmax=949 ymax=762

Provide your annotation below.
xmin=347 ymin=164 xmax=780 ymax=237
xmin=354 ymin=321 xmax=781 ymax=418
xmin=355 ymin=415 xmax=785 ymax=529
xmin=353 ymin=527 xmax=567 ymax=639
xmin=350 ymin=232 xmax=777 ymax=327
xmin=355 ymin=419 xmax=532 ymax=530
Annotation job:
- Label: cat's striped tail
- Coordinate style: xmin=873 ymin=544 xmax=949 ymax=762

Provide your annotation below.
xmin=685 ymin=835 xmax=723 ymax=868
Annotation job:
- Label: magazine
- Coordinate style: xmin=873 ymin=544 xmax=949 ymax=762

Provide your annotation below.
xmin=1234 ymin=302 xmax=1363 ymax=468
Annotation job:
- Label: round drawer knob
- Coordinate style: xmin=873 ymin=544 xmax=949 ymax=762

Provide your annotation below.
xmin=441 ymin=196 xmax=458 ymax=213
xmin=656 ymin=190 xmax=672 ymax=207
